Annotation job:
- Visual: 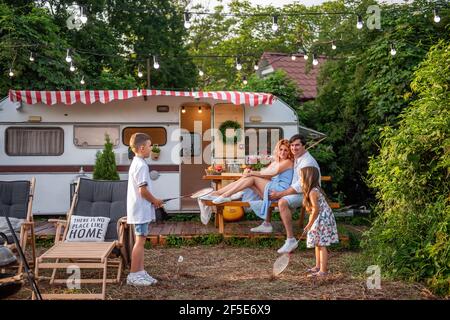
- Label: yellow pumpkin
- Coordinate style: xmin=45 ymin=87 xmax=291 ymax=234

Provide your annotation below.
xmin=223 ymin=206 xmax=244 ymax=222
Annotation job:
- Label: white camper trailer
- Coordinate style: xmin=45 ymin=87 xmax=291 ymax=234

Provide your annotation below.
xmin=0 ymin=89 xmax=322 ymax=215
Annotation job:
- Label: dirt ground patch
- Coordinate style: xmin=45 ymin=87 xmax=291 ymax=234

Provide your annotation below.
xmin=7 ymin=245 xmax=439 ymax=300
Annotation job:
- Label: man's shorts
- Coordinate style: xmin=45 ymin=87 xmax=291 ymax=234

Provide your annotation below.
xmin=281 ymin=193 xmax=304 ymax=210
xmin=134 ymin=223 xmax=149 ymax=236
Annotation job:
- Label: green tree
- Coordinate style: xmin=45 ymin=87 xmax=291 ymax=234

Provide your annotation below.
xmin=93 ymin=135 xmax=120 ymax=180
xmin=363 ymin=40 xmax=450 ymax=296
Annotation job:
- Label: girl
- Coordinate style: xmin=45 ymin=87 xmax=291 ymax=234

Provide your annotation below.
xmin=300 ymin=166 xmax=339 ymax=277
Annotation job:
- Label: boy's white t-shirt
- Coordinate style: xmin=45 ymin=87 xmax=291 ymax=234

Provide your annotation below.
xmin=290 ymin=151 xmax=321 ymax=193
xmin=127 ymin=156 xmax=156 ymax=224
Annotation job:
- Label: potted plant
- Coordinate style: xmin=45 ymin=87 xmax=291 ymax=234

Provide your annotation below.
xmin=151 ymin=144 xmax=160 ymax=160
xmin=93 ymin=135 xmax=120 ymax=180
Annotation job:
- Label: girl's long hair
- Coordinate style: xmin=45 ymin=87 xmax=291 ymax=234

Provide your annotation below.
xmin=273 ymin=139 xmax=294 ymax=162
xmin=300 ymin=166 xmax=325 ymax=211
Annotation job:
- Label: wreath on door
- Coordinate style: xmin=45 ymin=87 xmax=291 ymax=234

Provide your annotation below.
xmin=219 ymin=120 xmax=242 ymax=144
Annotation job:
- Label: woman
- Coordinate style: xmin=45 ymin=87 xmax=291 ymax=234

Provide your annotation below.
xmin=201 ymin=139 xmax=294 ymax=224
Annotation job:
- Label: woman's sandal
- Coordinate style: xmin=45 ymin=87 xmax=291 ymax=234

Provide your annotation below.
xmin=306 ymin=267 xmax=320 ymax=273
xmin=307 ymin=271 xmax=328 ymax=278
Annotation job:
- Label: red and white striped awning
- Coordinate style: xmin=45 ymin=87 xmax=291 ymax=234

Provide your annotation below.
xmin=8 ymin=89 xmax=275 ymax=107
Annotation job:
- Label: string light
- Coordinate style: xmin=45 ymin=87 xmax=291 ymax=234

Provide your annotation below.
xmin=236 ymin=57 xmax=242 ymax=71
xmin=198 ymin=69 xmax=204 ymax=77
xmin=8 ymin=68 xmax=14 ymax=77
xmin=312 ymin=54 xmax=319 ymax=65
xmin=303 ymin=51 xmax=309 ymax=60
xmin=253 ymin=61 xmax=259 ymax=71
xmin=198 ymin=106 xmax=202 ymax=113
xmin=80 ymin=6 xmax=88 ymax=24
xmin=80 ymin=75 xmax=85 ymax=85
xmin=390 ymin=43 xmax=397 ymax=56
xmin=65 ymin=49 xmax=72 ymax=63
xmin=356 ymin=15 xmax=363 ymax=29
xmin=69 ymin=61 xmax=76 ymax=72
xmin=181 ymin=106 xmax=186 ymax=113
xmin=433 ymin=9 xmax=440 ymax=23
xmin=243 ymin=76 xmax=248 ymax=85
xmin=331 ymin=41 xmax=337 ymax=50
xmin=272 ymin=15 xmax=279 ymax=32
xmin=184 ymin=12 xmax=191 ymax=29
xmin=153 ymin=55 xmax=159 ymax=69
xmin=137 ymin=67 xmax=143 ymax=78
xmin=29 ymin=52 xmax=35 ymax=62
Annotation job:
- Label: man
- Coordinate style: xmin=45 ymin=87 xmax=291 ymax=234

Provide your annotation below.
xmin=268 ymin=134 xmax=320 ymax=254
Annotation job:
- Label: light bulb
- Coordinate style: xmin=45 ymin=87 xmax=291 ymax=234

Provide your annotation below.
xmin=29 ymin=52 xmax=35 ymax=62
xmin=236 ymin=63 xmax=242 ymax=71
xmin=184 ymin=12 xmax=191 ymax=29
xmin=181 ymin=106 xmax=186 ymax=114
xmin=433 ymin=9 xmax=440 ymax=23
xmin=80 ymin=7 xmax=87 ymax=23
xmin=390 ymin=45 xmax=397 ymax=56
xmin=254 ymin=64 xmax=259 ymax=71
xmin=291 ymin=54 xmax=296 ymax=61
xmin=331 ymin=42 xmax=337 ymax=50
xmin=271 ymin=16 xmax=278 ymax=32
xmin=243 ymin=77 xmax=248 ymax=85
xmin=8 ymin=68 xmax=14 ymax=77
xmin=357 ymin=15 xmax=363 ymax=29
xmin=199 ymin=70 xmax=204 ymax=77
xmin=137 ymin=68 xmax=143 ymax=78
xmin=80 ymin=76 xmax=85 ymax=85
xmin=153 ymin=56 xmax=159 ymax=69
xmin=69 ymin=62 xmax=76 ymax=72
xmin=304 ymin=53 xmax=308 ymax=60
xmin=312 ymin=55 xmax=318 ymax=66
xmin=198 ymin=106 xmax=202 ymax=113
xmin=65 ymin=49 xmax=72 ymax=63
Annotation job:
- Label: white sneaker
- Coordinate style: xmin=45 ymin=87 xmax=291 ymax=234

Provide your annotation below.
xmin=277 ymin=239 xmax=298 ymax=254
xmin=230 ymin=191 xmax=244 ymax=201
xmin=141 ymin=271 xmax=158 ymax=284
xmin=200 ymin=194 xmax=218 ymax=201
xmin=250 ymin=222 xmax=273 ymax=233
xmin=212 ymin=196 xmax=231 ymax=204
xmin=127 ymin=273 xmax=154 ymax=286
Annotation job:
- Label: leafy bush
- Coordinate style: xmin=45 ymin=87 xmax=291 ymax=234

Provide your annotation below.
xmin=363 ymin=41 xmax=450 ymax=296
xmin=93 ymin=135 xmax=120 ymax=180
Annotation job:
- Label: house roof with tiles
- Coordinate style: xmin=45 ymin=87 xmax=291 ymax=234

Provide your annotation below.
xmin=258 ymin=52 xmax=327 ymax=101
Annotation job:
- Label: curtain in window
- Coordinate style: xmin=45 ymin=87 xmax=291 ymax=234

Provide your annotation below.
xmin=6 ymin=128 xmax=64 ymax=156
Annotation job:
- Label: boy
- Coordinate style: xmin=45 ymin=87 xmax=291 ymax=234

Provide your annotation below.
xmin=127 ymin=133 xmax=164 ymax=286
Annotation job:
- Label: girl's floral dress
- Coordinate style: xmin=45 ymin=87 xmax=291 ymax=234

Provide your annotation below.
xmin=306 ymin=187 xmax=339 ymax=248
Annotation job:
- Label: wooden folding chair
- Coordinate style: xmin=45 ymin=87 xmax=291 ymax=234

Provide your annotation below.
xmin=34 ymin=178 xmax=130 ymax=300
xmin=0 ymin=178 xmax=36 ymax=276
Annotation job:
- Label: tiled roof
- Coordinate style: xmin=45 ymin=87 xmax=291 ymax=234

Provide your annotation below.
xmin=259 ymin=52 xmax=327 ymax=100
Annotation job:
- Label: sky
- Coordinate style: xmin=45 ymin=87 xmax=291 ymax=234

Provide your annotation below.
xmin=191 ymin=0 xmax=412 ymax=9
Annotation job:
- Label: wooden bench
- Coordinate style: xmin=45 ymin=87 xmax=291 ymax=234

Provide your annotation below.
xmin=203 ymin=200 xmax=340 ymax=234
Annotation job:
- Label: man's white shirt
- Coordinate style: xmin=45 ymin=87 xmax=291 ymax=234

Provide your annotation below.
xmin=290 ymin=151 xmax=321 ymax=193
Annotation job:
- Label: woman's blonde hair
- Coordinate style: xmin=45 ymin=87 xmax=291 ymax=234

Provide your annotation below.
xmin=300 ymin=166 xmax=324 ymax=211
xmin=273 ymin=139 xmax=294 ymax=162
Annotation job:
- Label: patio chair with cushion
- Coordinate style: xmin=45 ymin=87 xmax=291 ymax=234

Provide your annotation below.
xmin=34 ymin=178 xmax=132 ymax=300
xmin=0 ymin=178 xmax=36 ymax=276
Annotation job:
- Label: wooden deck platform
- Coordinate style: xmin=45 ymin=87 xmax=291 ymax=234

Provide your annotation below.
xmin=36 ymin=219 xmax=297 ymax=243
xmin=35 ymin=219 xmax=349 ymax=245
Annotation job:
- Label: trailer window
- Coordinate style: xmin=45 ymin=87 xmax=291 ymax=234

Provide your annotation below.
xmin=74 ymin=125 xmax=120 ymax=148
xmin=122 ymin=127 xmax=167 ymax=146
xmin=245 ymin=127 xmax=283 ymax=156
xmin=5 ymin=127 xmax=64 ymax=156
